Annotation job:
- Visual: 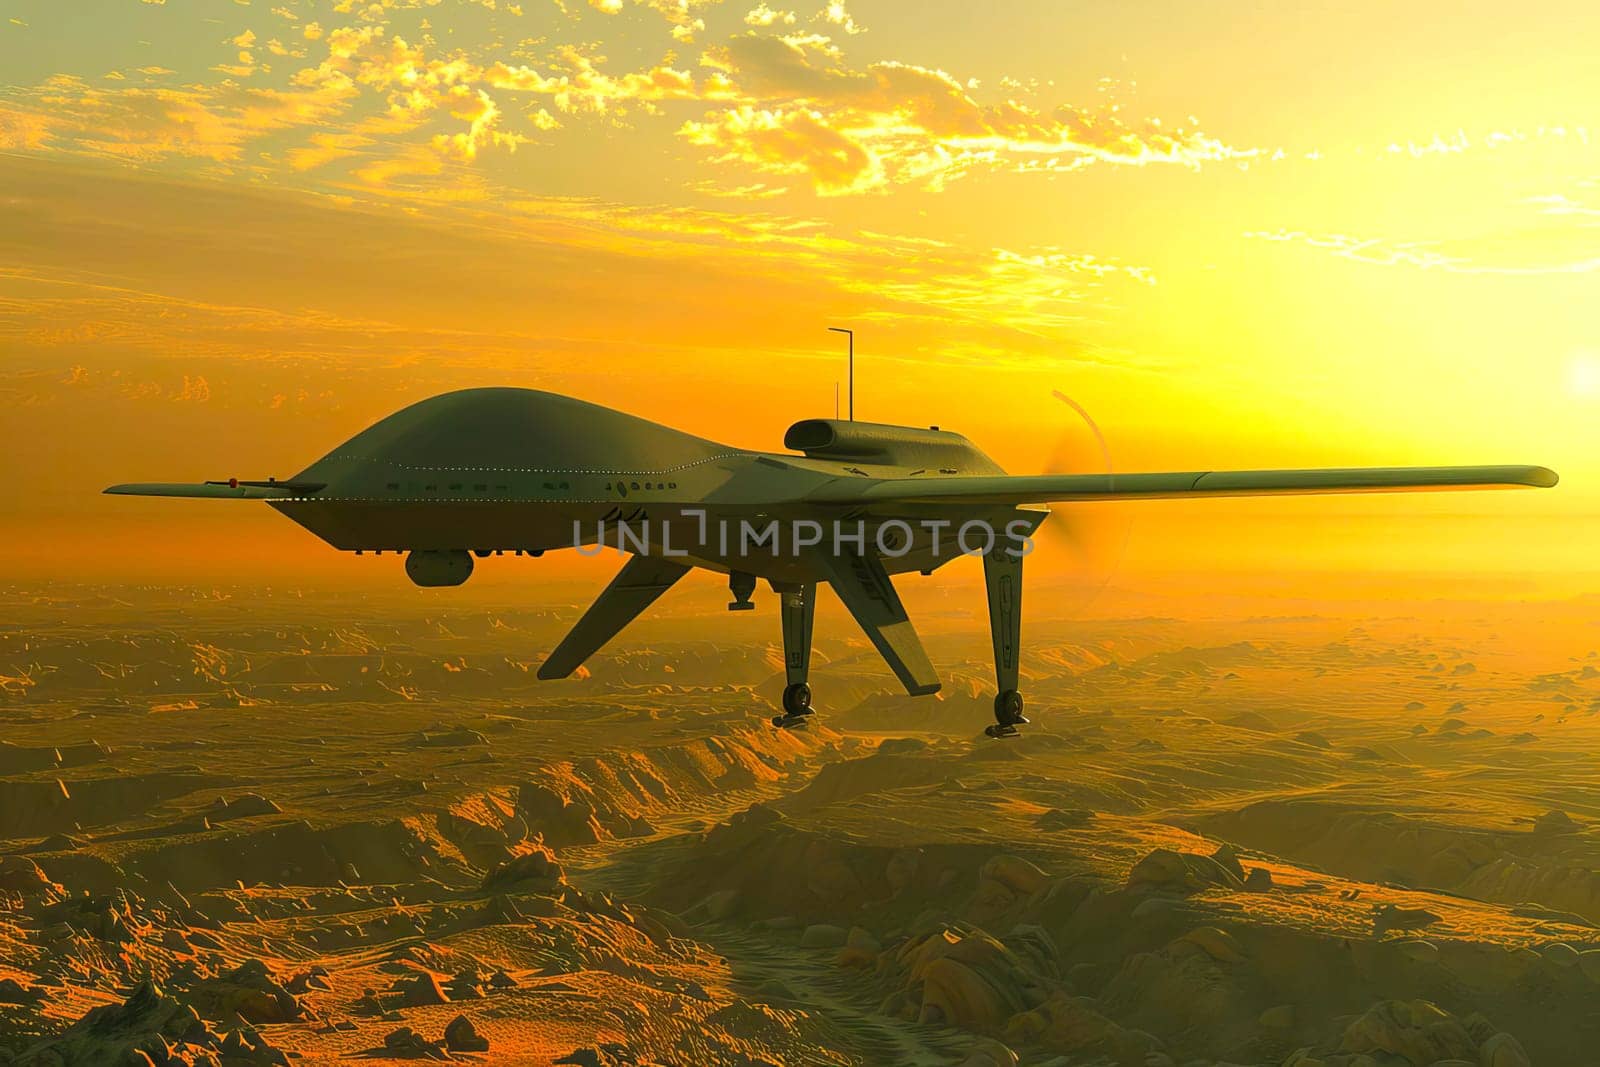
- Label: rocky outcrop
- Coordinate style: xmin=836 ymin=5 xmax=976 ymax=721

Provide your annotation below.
xmin=13 ymin=980 xmax=289 ymax=1065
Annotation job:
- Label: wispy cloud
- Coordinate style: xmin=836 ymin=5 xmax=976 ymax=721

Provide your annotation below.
xmin=3 ymin=73 xmax=354 ymax=164
xmin=0 ymin=1 xmax=1251 ymax=204
xmin=1247 ymin=185 xmax=1600 ymax=276
xmin=684 ymin=33 xmax=1251 ymax=193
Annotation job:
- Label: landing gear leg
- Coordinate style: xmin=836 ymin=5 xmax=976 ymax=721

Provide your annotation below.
xmin=770 ymin=581 xmax=816 ymax=729
xmin=982 ymin=547 xmax=1027 ymax=739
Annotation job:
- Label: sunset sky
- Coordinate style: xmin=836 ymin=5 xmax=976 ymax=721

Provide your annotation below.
xmin=1 ymin=0 xmax=1596 ymax=597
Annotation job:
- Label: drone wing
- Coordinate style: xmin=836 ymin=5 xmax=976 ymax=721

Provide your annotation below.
xmin=808 ymin=465 xmax=1557 ymax=507
xmin=104 ymin=480 xmax=325 ymax=499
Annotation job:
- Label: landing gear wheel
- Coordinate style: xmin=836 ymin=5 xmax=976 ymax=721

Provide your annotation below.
xmin=782 ymin=682 xmax=812 ymax=716
xmin=772 ymin=682 xmax=814 ymax=729
xmin=993 ymin=689 xmax=1028 ymax=726
xmin=986 ymin=691 xmax=1026 ymax=738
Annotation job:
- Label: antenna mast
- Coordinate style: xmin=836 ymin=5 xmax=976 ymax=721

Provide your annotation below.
xmin=828 ymin=327 xmax=854 ymax=420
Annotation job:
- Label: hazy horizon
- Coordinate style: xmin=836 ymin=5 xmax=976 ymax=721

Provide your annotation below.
xmin=2 ymin=0 xmax=1596 ymax=596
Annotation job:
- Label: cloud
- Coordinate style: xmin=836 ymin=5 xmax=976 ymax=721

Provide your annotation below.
xmin=1529 ymin=191 xmax=1600 ymax=219
xmin=817 ymin=1 xmax=862 ymax=35
xmin=485 ymin=51 xmax=728 ymax=115
xmin=429 ymin=86 xmax=528 ymax=159
xmin=1374 ymin=125 xmax=1591 ymax=159
xmin=680 ymin=105 xmax=876 ymax=194
xmin=7 ymin=74 xmax=355 ymax=163
xmin=172 ymin=374 xmax=212 ymax=402
xmin=1245 ymin=215 xmax=1600 ymax=276
xmin=0 ymin=152 xmax=1157 ymax=383
xmin=1 ymin=25 xmax=582 ymax=179
xmin=286 ymin=130 xmax=376 ymax=171
xmin=585 ymin=0 xmax=714 ymax=27
xmin=691 ymin=178 xmax=790 ymax=198
xmin=0 ymin=107 xmax=55 ymax=150
xmin=214 ymin=27 xmax=260 ymax=77
xmin=744 ymin=4 xmax=796 ymax=27
xmin=683 ymin=34 xmax=1251 ymax=193
xmin=2 ymin=2 xmax=1252 ymax=206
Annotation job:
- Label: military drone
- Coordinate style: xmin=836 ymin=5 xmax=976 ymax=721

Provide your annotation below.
xmin=109 ymin=388 xmax=1556 ymax=736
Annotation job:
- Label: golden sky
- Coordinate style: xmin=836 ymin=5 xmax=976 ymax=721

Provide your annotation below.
xmin=1 ymin=0 xmax=1596 ymax=595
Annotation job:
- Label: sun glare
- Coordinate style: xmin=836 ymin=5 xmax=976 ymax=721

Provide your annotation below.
xmin=1569 ymin=349 xmax=1600 ymax=398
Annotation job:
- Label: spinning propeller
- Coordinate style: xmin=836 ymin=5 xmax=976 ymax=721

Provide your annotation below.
xmin=1035 ymin=390 xmax=1133 ymax=618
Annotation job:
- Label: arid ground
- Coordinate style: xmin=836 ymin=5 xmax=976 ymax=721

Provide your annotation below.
xmin=3 ymin=578 xmax=1598 ymax=1066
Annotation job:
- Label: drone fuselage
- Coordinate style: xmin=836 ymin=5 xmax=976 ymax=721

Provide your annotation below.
xmin=269 ymin=387 xmax=1044 ymax=582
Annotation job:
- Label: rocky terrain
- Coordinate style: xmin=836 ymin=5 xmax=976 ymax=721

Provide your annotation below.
xmin=3 ymin=581 xmax=1599 ymax=1064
